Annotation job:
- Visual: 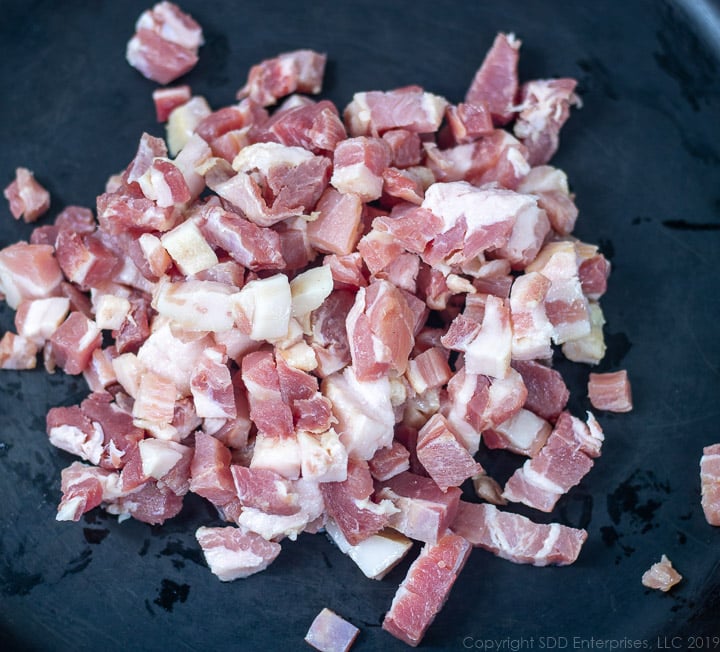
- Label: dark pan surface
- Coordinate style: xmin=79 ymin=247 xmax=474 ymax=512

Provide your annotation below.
xmin=1 ymin=1 xmax=719 ymax=650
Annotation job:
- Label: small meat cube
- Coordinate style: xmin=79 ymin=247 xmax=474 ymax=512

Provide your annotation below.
xmin=153 ymin=84 xmax=192 ymax=122
xmin=382 ymin=531 xmax=472 ymax=647
xmin=3 ymin=167 xmax=51 ymax=222
xmin=700 ymin=444 xmax=720 ymax=526
xmin=0 ymin=332 xmax=38 ymax=370
xmin=304 ymin=608 xmax=359 ymax=652
xmin=641 ymin=555 xmax=682 ymax=592
xmin=126 ymin=1 xmax=204 ymax=84
xmin=588 ymin=370 xmax=633 ymax=412
xmin=196 ymin=525 xmax=282 ymax=580
xmin=416 ymin=414 xmax=482 ymax=491
xmin=50 ymin=312 xmax=102 ymax=375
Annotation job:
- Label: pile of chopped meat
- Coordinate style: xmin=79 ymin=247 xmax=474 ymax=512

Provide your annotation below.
xmin=0 ymin=3 xmax=635 ymax=648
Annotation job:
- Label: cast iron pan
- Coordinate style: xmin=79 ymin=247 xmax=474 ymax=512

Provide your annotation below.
xmin=1 ymin=1 xmax=719 ymax=650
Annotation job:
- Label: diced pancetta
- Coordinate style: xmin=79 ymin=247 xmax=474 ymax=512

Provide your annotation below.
xmin=306 ymin=188 xmax=363 ymax=256
xmin=512 ymin=359 xmax=569 ymax=422
xmin=56 ymin=461 xmax=128 ymax=522
xmin=450 ymin=501 xmax=587 ymax=566
xmin=331 ymin=137 xmax=391 ymax=202
xmin=368 ymin=441 xmax=411 ymax=482
xmin=126 ymin=1 xmax=204 ymax=85
xmin=304 ymin=608 xmax=360 ymax=652
xmin=509 ymin=271 xmax=554 ymax=361
xmin=0 ymin=242 xmax=64 ymax=309
xmin=237 ymin=50 xmax=327 ymax=106
xmin=376 ymin=471 xmax=461 ymax=544
xmin=3 ymin=167 xmax=51 ymax=222
xmin=382 ymin=530 xmax=472 ymax=647
xmin=415 ymin=414 xmax=482 ymax=491
xmin=196 ymin=525 xmax=282 ymax=580
xmin=482 ymin=408 xmax=552 ymax=457
xmin=700 ymin=444 xmax=720 ymax=526
xmin=587 ymin=370 xmax=633 ymax=413
xmin=320 ymin=457 xmax=397 ymax=545
xmin=514 ymin=79 xmax=581 ymax=166
xmin=503 ymin=411 xmax=603 ymax=512
xmin=189 ymin=431 xmax=237 ymax=506
xmin=50 ymin=311 xmax=102 ymax=375
xmin=465 ymin=32 xmax=520 ymax=126
xmin=641 ymin=554 xmax=682 ymax=592
xmin=344 ymin=87 xmax=448 ymax=137
xmin=153 ymin=84 xmax=192 ymax=122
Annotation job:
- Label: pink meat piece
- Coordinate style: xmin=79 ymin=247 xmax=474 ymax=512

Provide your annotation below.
xmin=55 ymin=229 xmax=123 ymax=290
xmin=536 ymin=189 xmax=579 ymax=236
xmin=578 ymin=250 xmax=611 ymax=299
xmin=322 ymin=253 xmax=367 ymax=293
xmin=382 ymin=531 xmax=472 ymax=647
xmin=451 ymin=502 xmax=587 ymax=566
xmin=346 ymin=279 xmax=415 ymax=381
xmin=395 ymin=425 xmax=427 ymax=477
xmin=588 ymin=370 xmax=633 ymax=413
xmin=126 ymin=2 xmax=203 ymax=85
xmin=305 ymin=608 xmax=359 ymax=652
xmin=482 ymin=408 xmax=552 ymax=457
xmin=356 ymin=229 xmax=406 ymax=276
xmin=441 ymin=367 xmax=527 ymax=454
xmin=320 ymin=458 xmax=392 ymax=545
xmin=231 ymin=465 xmax=300 ymax=516
xmin=253 ymin=100 xmax=346 ymax=154
xmin=445 ymin=101 xmax=494 ymax=144
xmin=512 ymin=359 xmax=569 ymax=421
xmin=56 ymin=461 xmax=126 ymax=521
xmin=124 ymin=132 xmax=168 ymax=185
xmin=0 ymin=242 xmax=64 ymax=310
xmin=381 ymin=167 xmax=425 ymax=205
xmin=0 ymin=332 xmax=37 ymax=370
xmin=368 ymin=441 xmax=411 ymax=482
xmin=416 ymin=414 xmax=483 ymax=491
xmin=137 ymin=158 xmax=192 ymax=207
xmin=307 ymin=187 xmax=363 ymax=256
xmin=441 ymin=295 xmax=512 ymax=379
xmin=96 ymin=186 xmax=179 ymax=235
xmin=112 ymin=292 xmax=152 ymax=354
xmin=275 ymin=355 xmax=332 ymax=432
xmin=421 ymin=182 xmax=538 ymax=270
xmin=309 ymin=289 xmax=355 ymax=377
xmin=82 ymin=347 xmax=118 ymax=393
xmin=196 ymin=525 xmax=282 ymax=580
xmin=514 ymin=79 xmax=581 ymax=166
xmin=344 ymin=86 xmax=448 ymax=136
xmin=700 ymin=443 xmax=720 ymax=526
xmin=237 ymin=50 xmax=327 ymax=106
xmin=331 ymin=136 xmax=392 ymax=202
xmin=241 ymin=350 xmax=294 ymax=438
xmin=372 ymin=207 xmax=443 ymax=256
xmin=3 ymin=167 xmax=51 ymax=222
xmin=45 ymin=404 xmax=102 ymax=465
xmin=465 ymin=32 xmax=521 ymax=126
xmin=424 ymin=130 xmax=530 ymax=189
xmin=382 ymin=129 xmax=422 ymax=168
xmin=213 ymin=152 xmax=331 ymax=228
xmin=152 ymin=84 xmax=191 ymax=122
xmin=49 ymin=311 xmax=102 ymax=375
xmin=375 ymin=253 xmax=420 ymax=294
xmin=509 ymin=271 xmax=554 ymax=361
xmin=199 ymin=204 xmax=285 ymax=271
xmin=189 ymin=432 xmax=237 ymax=505
xmin=641 ymin=555 xmax=683 ymax=592
xmin=405 ymin=346 xmax=451 ymax=394
xmin=503 ymin=411 xmax=604 ymax=512
xmin=132 ymin=370 xmax=177 ymax=425
xmin=190 ymin=346 xmax=236 ymax=419
xmin=76 ymin=392 xmax=144 ymax=469
xmin=376 ymin=471 xmax=462 ymax=544
xmin=110 ymin=479 xmax=184 ymax=525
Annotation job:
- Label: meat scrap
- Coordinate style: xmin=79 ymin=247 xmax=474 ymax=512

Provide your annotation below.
xmin=700 ymin=444 xmax=720 ymax=526
xmin=305 ymin=608 xmax=360 ymax=652
xmin=641 ymin=555 xmax=682 ymax=592
xmin=4 ymin=167 xmax=51 ymax=223
xmin=588 ymin=369 xmax=633 ymax=412
xmin=126 ymin=2 xmax=204 ymax=84
xmin=451 ymin=502 xmax=586 ymax=566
